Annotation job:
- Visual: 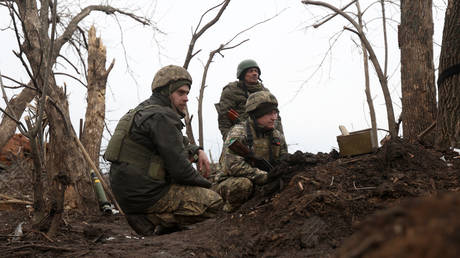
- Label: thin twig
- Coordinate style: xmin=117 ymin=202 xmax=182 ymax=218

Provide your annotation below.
xmin=353 ymin=181 xmax=376 ymax=190
xmin=0 ymin=75 xmax=35 ymax=91
xmin=380 ymin=0 xmax=388 ymax=77
xmin=54 ymin=72 xmax=87 ymax=88
xmin=313 ymin=0 xmax=357 ymax=28
xmin=183 ymin=0 xmax=231 ymax=69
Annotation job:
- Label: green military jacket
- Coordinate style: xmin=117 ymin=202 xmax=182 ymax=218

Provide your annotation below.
xmin=220 ymin=118 xmax=288 ymax=182
xmin=215 ymin=81 xmax=284 ymax=140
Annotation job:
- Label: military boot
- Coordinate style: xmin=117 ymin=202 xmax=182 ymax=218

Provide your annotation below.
xmin=125 ymin=214 xmax=156 ymax=236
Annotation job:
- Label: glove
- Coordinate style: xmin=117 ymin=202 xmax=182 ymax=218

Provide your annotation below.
xmin=253 ymin=170 xmax=268 ymax=185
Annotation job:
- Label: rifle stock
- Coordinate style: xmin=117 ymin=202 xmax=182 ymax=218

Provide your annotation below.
xmin=227 ymin=108 xmax=240 ymax=123
xmin=228 ymin=139 xmax=273 ymax=172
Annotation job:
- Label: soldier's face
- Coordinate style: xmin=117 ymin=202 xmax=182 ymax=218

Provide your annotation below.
xmin=170 ymin=85 xmax=190 ymax=112
xmin=244 ymin=68 xmax=259 ymax=85
xmin=256 ymin=110 xmax=278 ymax=129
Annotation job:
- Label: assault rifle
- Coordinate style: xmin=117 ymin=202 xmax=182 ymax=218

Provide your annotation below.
xmin=228 ymin=139 xmax=273 ymax=172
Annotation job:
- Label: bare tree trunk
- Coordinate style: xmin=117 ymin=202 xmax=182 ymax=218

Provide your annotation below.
xmin=14 ymin=0 xmax=98 ymax=218
xmin=435 ymin=0 xmax=460 ymax=149
xmin=0 ymin=86 xmax=35 ymax=150
xmin=81 ymin=26 xmax=113 ymax=170
xmin=45 ymin=86 xmax=98 ymax=216
xmin=357 ymin=1 xmax=378 ymax=148
xmin=399 ymin=0 xmax=437 ymax=145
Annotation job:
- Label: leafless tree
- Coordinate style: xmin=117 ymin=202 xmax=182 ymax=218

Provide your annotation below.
xmin=302 ymin=0 xmax=398 ymax=138
xmin=399 ymin=0 xmax=437 ymax=145
xmin=0 ymin=0 xmax=151 ymax=236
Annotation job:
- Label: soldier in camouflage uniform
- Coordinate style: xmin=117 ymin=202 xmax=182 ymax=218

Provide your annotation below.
xmin=215 ymin=59 xmax=283 ymax=141
xmin=104 ymin=65 xmax=223 ymax=236
xmin=215 ymin=91 xmax=288 ymax=212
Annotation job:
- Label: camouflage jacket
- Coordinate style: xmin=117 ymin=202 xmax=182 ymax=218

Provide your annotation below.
xmin=220 ymin=118 xmax=288 ymax=183
xmin=215 ymin=81 xmax=284 ymax=140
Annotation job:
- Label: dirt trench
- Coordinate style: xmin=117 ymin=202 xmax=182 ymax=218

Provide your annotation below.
xmin=0 ymin=138 xmax=459 ymax=257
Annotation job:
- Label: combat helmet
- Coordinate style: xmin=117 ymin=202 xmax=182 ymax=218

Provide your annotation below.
xmin=246 ymin=91 xmax=278 ymax=113
xmin=236 ymin=59 xmax=261 ymax=79
xmin=151 ymin=65 xmax=192 ymax=92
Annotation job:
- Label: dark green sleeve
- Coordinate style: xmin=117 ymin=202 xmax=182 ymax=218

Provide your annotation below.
xmin=183 ymin=136 xmax=202 ymax=160
xmin=138 ymin=112 xmax=211 ymax=188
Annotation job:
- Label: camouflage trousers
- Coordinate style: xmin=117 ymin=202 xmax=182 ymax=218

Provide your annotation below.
xmin=214 ymin=177 xmax=253 ymax=212
xmin=126 ymin=184 xmax=222 ymax=235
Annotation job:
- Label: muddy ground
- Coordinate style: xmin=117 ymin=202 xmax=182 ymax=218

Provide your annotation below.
xmin=0 ymin=138 xmax=459 ymax=257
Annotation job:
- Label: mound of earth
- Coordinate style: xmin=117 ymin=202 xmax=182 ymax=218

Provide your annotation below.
xmin=336 ymin=192 xmax=460 ymax=258
xmin=0 ymin=138 xmax=459 ymax=257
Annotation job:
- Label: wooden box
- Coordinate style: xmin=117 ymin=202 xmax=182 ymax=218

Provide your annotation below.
xmin=336 ymin=128 xmax=378 ymax=157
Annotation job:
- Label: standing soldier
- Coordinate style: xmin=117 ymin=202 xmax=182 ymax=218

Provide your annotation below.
xmin=215 ymin=59 xmax=284 ymax=141
xmin=104 ymin=65 xmax=222 ymax=236
xmin=215 ymin=91 xmax=288 ymax=212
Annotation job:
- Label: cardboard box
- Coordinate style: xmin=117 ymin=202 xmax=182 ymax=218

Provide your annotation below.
xmin=336 ymin=128 xmax=378 ymax=157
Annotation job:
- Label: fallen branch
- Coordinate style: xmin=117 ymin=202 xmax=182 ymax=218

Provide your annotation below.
xmin=353 ymin=181 xmax=376 ymax=190
xmin=417 ymin=121 xmax=436 ymax=142
xmin=0 ymin=194 xmax=32 ymax=204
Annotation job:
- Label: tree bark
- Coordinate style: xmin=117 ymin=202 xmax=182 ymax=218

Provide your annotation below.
xmin=399 ymin=0 xmax=437 ymax=145
xmin=0 ymin=86 xmax=35 ymax=150
xmin=435 ymin=0 xmax=460 ymax=149
xmin=81 ymin=26 xmax=112 ymax=170
xmin=14 ymin=0 xmax=98 ymax=217
xmin=45 ymin=86 xmax=98 ymax=216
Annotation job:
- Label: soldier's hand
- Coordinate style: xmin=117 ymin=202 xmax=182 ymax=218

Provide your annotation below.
xmin=197 ymin=149 xmax=211 ymax=178
xmin=253 ymin=170 xmax=268 ymax=185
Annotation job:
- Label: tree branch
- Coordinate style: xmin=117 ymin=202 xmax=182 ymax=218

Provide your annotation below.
xmin=55 ymin=5 xmax=151 ymax=58
xmin=8 ymin=3 xmax=39 ymax=91
xmin=380 ymin=0 xmax=388 ymax=77
xmin=54 ymin=72 xmax=87 ymax=88
xmin=0 ymin=71 xmax=27 ymax=134
xmin=57 ymin=54 xmax=81 ymax=76
xmin=313 ymin=0 xmax=357 ymax=28
xmin=302 ymin=0 xmax=397 ymax=137
xmin=195 ymin=10 xmax=281 ymax=147
xmin=0 ymin=74 xmax=36 ymax=90
xmin=183 ymin=0 xmax=231 ymax=69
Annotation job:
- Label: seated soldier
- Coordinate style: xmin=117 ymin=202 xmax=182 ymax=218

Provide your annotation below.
xmin=215 ymin=91 xmax=288 ymax=212
xmin=105 ymin=65 xmax=223 ymax=236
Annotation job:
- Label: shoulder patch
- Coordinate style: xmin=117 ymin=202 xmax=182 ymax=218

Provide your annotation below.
xmin=272 ymin=137 xmax=281 ymax=146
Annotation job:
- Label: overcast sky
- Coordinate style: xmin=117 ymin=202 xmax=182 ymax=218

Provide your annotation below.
xmin=0 ymin=0 xmax=447 ymax=163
